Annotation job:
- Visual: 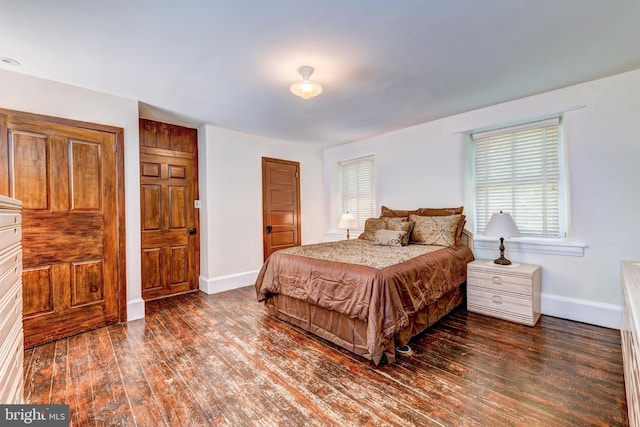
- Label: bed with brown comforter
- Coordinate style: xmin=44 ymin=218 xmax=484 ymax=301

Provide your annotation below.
xmin=255 ymin=231 xmax=473 ymax=364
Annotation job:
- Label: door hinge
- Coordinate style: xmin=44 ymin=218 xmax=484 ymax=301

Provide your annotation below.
xmin=295 ymin=171 xmax=299 ymax=178
xmin=113 ymin=144 xmax=117 ymax=153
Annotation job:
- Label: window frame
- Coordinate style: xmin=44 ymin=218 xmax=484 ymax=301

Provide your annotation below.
xmin=340 ymin=155 xmax=377 ymax=231
xmin=472 ymin=117 xmax=566 ymax=239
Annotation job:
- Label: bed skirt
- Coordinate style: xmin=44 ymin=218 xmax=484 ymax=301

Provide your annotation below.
xmin=265 ymin=284 xmax=464 ymax=364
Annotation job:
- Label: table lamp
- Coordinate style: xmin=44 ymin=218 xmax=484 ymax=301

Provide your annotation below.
xmin=483 ymin=210 xmax=521 ymax=265
xmin=338 ymin=212 xmax=357 ymax=240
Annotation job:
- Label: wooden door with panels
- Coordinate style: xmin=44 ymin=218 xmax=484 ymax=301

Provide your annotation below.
xmin=262 ymin=157 xmax=301 ymax=260
xmin=139 ymin=119 xmax=199 ymax=300
xmin=0 ymin=109 xmax=126 ymax=348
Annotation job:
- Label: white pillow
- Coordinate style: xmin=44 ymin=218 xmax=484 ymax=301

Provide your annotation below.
xmin=372 ymin=229 xmax=406 ymax=247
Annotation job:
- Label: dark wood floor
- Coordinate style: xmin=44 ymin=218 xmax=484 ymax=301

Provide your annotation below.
xmin=23 ymin=286 xmax=628 ymax=426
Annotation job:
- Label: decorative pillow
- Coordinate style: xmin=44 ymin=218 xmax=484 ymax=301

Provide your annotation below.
xmin=383 ymin=217 xmax=414 ymax=246
xmin=409 ymin=214 xmax=462 ymax=247
xmin=409 ymin=206 xmax=464 ymax=216
xmin=372 ymin=229 xmax=405 ymax=247
xmin=455 ymin=214 xmax=466 ymax=246
xmin=358 ymin=218 xmax=386 ymax=241
xmin=380 ymin=206 xmax=409 ymax=219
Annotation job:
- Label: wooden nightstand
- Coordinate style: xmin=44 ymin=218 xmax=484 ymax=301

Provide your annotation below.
xmin=467 ymin=259 xmax=541 ymax=326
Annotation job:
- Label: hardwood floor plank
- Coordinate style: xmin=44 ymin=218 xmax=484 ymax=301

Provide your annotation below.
xmin=85 ymin=327 xmax=137 ymax=426
xmin=108 ymin=323 xmax=168 ymax=426
xmin=66 ymin=334 xmax=97 ymax=426
xmin=49 ymin=339 xmax=69 ymax=404
xmin=23 ymin=342 xmax=55 ymax=404
xmin=122 ymin=320 xmax=222 ymax=426
xmin=23 ymin=287 xmax=628 ymax=426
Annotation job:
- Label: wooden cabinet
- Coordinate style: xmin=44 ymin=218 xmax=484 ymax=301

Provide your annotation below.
xmin=622 ymin=261 xmax=640 ymax=427
xmin=467 ymin=260 xmax=541 ymax=326
xmin=0 ymin=195 xmax=23 ymax=404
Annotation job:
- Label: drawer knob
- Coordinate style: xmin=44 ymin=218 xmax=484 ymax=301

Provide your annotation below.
xmin=491 ymin=295 xmax=503 ymax=304
xmin=492 ymin=276 xmax=503 ymax=285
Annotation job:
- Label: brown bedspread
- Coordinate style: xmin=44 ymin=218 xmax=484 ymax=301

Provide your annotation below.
xmin=255 ymin=239 xmax=473 ymax=364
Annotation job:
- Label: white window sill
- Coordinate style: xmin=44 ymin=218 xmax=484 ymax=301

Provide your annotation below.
xmin=473 ymin=236 xmax=586 ymax=257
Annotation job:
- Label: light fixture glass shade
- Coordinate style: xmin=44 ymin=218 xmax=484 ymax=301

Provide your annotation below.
xmin=483 ymin=211 xmax=522 ymax=238
xmin=338 ymin=212 xmax=357 ymax=229
xmin=290 ymin=65 xmax=323 ymax=99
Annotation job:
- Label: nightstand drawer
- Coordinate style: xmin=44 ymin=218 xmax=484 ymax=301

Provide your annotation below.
xmin=467 ymin=287 xmax=538 ymax=325
xmin=467 ymin=269 xmax=532 ymax=296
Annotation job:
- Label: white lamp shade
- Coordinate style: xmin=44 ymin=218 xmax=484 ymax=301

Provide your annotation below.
xmin=483 ymin=211 xmax=522 ymax=238
xmin=338 ymin=212 xmax=357 ymax=229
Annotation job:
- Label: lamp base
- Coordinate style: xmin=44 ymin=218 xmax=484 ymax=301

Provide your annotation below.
xmin=494 ymin=237 xmax=512 ymax=265
xmin=493 ymin=256 xmax=512 ymax=266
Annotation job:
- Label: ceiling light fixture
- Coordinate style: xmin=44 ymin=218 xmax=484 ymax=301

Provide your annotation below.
xmin=290 ymin=65 xmax=323 ymax=99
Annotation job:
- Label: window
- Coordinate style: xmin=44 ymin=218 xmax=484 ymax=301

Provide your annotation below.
xmin=473 ymin=117 xmax=564 ymax=238
xmin=341 ymin=156 xmax=376 ymax=229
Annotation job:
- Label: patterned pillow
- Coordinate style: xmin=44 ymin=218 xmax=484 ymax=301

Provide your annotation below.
xmin=372 ymin=229 xmax=405 ymax=247
xmin=383 ymin=218 xmax=414 ymax=246
xmin=409 ymin=214 xmax=462 ymax=247
xmin=358 ymin=218 xmax=386 ymax=241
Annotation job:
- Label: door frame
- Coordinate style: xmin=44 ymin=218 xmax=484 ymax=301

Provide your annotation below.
xmin=261 ymin=157 xmax=301 ymax=260
xmin=0 ymin=108 xmax=127 ymax=321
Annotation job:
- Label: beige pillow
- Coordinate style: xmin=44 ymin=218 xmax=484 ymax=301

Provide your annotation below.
xmin=358 ymin=218 xmax=386 ymax=241
xmin=372 ymin=229 xmax=405 ymax=247
xmin=383 ymin=218 xmax=414 ymax=246
xmin=409 ymin=214 xmax=462 ymax=247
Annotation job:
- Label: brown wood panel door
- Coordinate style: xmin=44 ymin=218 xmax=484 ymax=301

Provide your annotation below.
xmin=0 ymin=111 xmax=125 ymax=348
xmin=140 ymin=119 xmax=199 ymax=300
xmin=262 ymin=157 xmax=301 ymax=260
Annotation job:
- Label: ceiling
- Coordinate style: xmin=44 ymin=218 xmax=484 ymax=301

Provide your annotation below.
xmin=1 ymin=1 xmax=640 ymax=147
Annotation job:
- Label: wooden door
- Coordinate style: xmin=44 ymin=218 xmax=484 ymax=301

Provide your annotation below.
xmin=139 ymin=119 xmax=199 ymax=300
xmin=262 ymin=157 xmax=301 ymax=260
xmin=0 ymin=110 xmax=125 ymax=348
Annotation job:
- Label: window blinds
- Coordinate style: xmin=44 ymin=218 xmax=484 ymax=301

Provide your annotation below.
xmin=473 ymin=117 xmax=562 ymax=238
xmin=341 ymin=156 xmax=376 ymax=229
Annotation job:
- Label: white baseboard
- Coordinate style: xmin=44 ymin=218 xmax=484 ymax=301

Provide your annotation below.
xmin=199 ymin=270 xmax=260 ymax=295
xmin=541 ymin=293 xmax=621 ymax=329
xmin=127 ymin=297 xmax=145 ymax=321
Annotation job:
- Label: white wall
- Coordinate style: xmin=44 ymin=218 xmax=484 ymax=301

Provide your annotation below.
xmin=0 ymin=69 xmax=326 ymax=320
xmin=0 ymin=69 xmax=145 ymax=320
xmin=198 ymin=124 xmax=325 ymax=294
xmin=324 ymin=69 xmax=640 ymax=329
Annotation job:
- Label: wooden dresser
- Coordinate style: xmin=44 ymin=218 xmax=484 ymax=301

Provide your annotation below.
xmin=622 ymin=261 xmax=640 ymax=426
xmin=0 ymin=195 xmax=23 ymax=404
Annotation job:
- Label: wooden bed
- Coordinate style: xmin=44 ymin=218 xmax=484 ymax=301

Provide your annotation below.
xmin=256 ymin=209 xmax=474 ymax=365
